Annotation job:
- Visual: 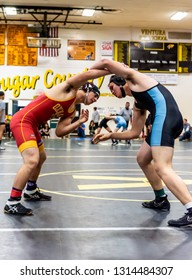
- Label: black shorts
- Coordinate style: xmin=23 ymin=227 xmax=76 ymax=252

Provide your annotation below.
xmin=99 ymin=118 xmax=109 ymax=129
xmin=94 ymin=122 xmax=99 ymax=129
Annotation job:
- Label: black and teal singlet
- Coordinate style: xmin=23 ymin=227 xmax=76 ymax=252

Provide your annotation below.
xmin=131 ymin=83 xmax=183 ymax=147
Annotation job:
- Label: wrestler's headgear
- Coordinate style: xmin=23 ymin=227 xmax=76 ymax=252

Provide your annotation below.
xmin=80 ymin=82 xmax=100 ymax=99
xmin=109 ymin=75 xmax=126 ymax=98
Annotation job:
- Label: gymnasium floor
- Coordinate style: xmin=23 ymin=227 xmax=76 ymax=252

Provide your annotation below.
xmin=0 ymin=137 xmax=192 ymax=260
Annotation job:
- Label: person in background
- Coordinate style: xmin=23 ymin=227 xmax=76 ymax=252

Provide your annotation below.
xmin=91 ymin=58 xmax=192 ymax=227
xmin=91 ymin=106 xmax=100 ymax=133
xmin=119 ymin=101 xmax=132 ymax=144
xmin=179 ymin=118 xmax=191 ymax=141
xmin=39 ymin=122 xmax=50 ymax=139
xmin=5 ymin=114 xmax=12 ymax=139
xmin=105 ymin=114 xmax=127 ymax=146
xmin=77 ymin=123 xmax=86 ymax=138
xmin=4 ymin=66 xmax=110 ymax=216
xmin=89 ymin=120 xmax=96 ymax=136
xmin=145 ymin=113 xmax=152 ymax=138
xmin=0 ymin=91 xmax=6 ymax=150
xmin=92 ymin=116 xmax=117 ymax=145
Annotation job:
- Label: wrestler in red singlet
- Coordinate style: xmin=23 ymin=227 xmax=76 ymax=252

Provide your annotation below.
xmin=10 ymin=93 xmax=76 ymax=152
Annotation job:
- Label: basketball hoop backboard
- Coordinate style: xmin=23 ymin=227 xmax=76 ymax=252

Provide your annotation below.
xmin=27 ymin=37 xmax=61 ymax=48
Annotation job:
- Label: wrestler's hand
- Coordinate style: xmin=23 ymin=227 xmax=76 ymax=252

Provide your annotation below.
xmin=121 ymin=62 xmax=129 ymax=67
xmin=79 ymin=109 xmax=89 ymax=124
xmin=92 ymin=133 xmax=112 ymax=144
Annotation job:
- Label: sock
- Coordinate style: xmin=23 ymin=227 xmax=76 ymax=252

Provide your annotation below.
xmin=184 ymin=202 xmax=192 ymax=213
xmin=9 ymin=187 xmax=22 ymax=202
xmin=154 ymin=189 xmax=166 ymax=199
xmin=26 ymin=180 xmax=37 ymax=191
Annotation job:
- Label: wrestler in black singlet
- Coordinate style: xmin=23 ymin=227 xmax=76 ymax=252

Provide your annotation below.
xmin=131 ymin=83 xmax=183 ymax=147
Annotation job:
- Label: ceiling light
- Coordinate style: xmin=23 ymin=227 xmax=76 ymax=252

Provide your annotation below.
xmin=4 ymin=7 xmax=17 ymax=15
xmin=82 ymin=9 xmax=95 ymax=17
xmin=171 ymin=12 xmax=187 ymax=21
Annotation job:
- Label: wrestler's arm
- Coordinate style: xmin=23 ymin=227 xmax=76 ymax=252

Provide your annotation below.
xmin=55 ymin=109 xmax=89 ymax=137
xmin=48 ymin=68 xmax=110 ymax=95
xmin=93 ymin=105 xmax=146 ymax=143
xmin=65 ymin=68 xmax=110 ymax=90
xmin=90 ymin=59 xmax=135 ymax=80
xmin=105 ymin=115 xmax=115 ymax=120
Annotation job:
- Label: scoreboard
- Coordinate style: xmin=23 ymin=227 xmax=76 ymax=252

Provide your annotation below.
xmin=114 ymin=41 xmax=192 ymax=73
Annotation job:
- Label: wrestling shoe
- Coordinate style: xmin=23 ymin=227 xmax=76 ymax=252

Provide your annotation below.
xmin=4 ymin=202 xmax=33 ymax=215
xmin=142 ymin=195 xmax=170 ymax=211
xmin=112 ymin=140 xmax=118 ymax=146
xmin=168 ymin=212 xmax=192 ymax=227
xmin=24 ymin=188 xmax=52 ymax=201
xmin=0 ymin=145 xmax=5 ymax=150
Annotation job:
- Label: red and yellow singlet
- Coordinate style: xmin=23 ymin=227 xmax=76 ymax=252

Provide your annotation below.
xmin=10 ymin=93 xmax=76 ymax=152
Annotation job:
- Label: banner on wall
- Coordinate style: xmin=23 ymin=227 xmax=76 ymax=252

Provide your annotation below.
xmin=6 ymin=25 xmax=38 ymax=66
xmin=67 ymin=40 xmax=95 ymax=60
xmin=101 ymin=41 xmax=113 ymax=56
xmin=146 ymin=73 xmax=178 ymax=84
xmin=0 ymin=45 xmax=5 ymax=65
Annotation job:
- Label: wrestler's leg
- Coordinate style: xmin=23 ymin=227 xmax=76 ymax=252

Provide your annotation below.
xmin=152 ymin=146 xmax=192 ymax=205
xmin=137 ymin=141 xmax=170 ymax=211
xmin=137 ymin=141 xmax=163 ymax=190
xmin=0 ymin=123 xmax=5 ymax=149
xmin=24 ymin=148 xmax=51 ymax=201
xmin=4 ymin=147 xmax=40 ymax=215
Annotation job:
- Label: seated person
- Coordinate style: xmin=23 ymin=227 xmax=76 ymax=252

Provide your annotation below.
xmin=145 ymin=113 xmax=152 ymax=137
xmin=89 ymin=120 xmax=96 ymax=136
xmin=77 ymin=123 xmax=86 ymax=138
xmin=179 ymin=118 xmax=191 ymax=141
xmin=39 ymin=122 xmax=50 ymax=138
xmin=5 ymin=115 xmax=12 ymax=138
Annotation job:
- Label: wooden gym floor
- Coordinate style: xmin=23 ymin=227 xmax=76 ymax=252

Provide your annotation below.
xmin=0 ymin=137 xmax=192 ymax=260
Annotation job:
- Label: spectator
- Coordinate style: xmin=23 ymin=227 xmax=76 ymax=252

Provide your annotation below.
xmin=89 ymin=120 xmax=96 ymax=136
xmin=91 ymin=107 xmax=100 ymax=132
xmin=145 ymin=113 xmax=152 ymax=137
xmin=119 ymin=101 xmax=132 ymax=129
xmin=40 ymin=122 xmax=50 ymax=138
xmin=118 ymin=102 xmax=132 ymax=144
xmin=77 ymin=123 xmax=86 ymax=138
xmin=5 ymin=115 xmax=12 ymax=139
xmin=179 ymin=118 xmax=191 ymax=141
xmin=0 ymin=91 xmax=6 ymax=150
